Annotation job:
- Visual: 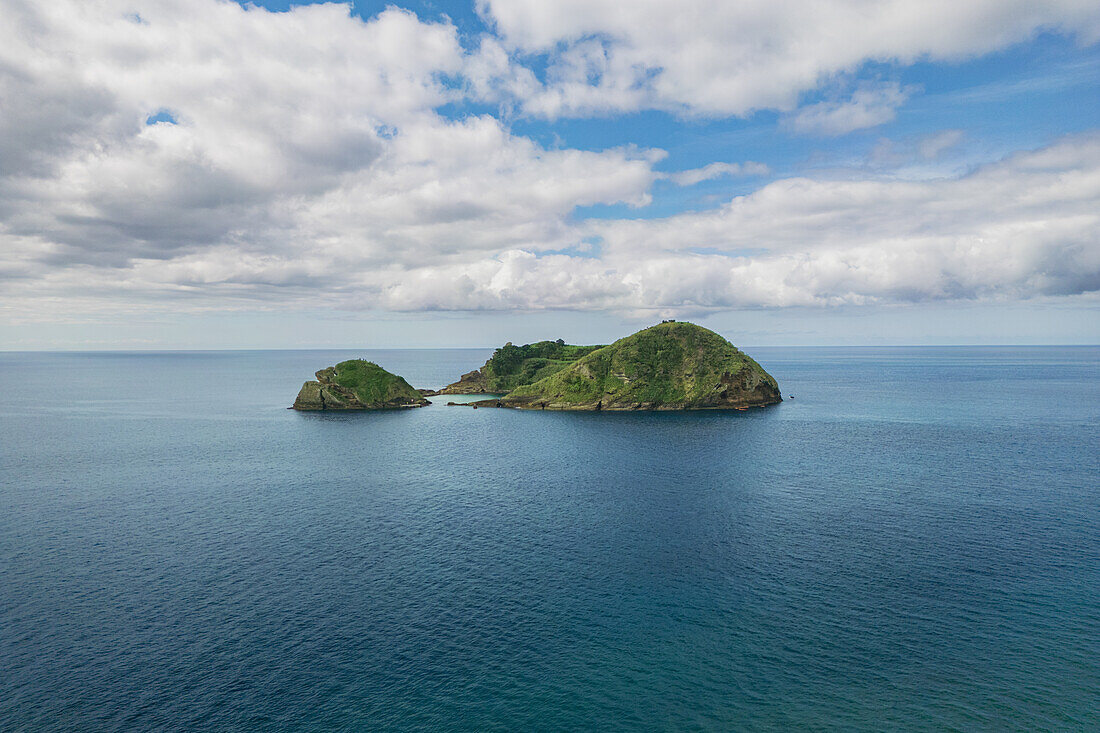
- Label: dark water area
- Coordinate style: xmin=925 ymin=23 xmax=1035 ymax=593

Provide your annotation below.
xmin=2 ymin=347 xmax=1098 ymax=731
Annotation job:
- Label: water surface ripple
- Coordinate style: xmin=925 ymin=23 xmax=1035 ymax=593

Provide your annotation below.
xmin=2 ymin=347 xmax=1098 ymax=730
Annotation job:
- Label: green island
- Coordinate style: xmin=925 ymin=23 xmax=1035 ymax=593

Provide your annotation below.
xmin=474 ymin=321 xmax=780 ymax=410
xmin=292 ymin=359 xmax=430 ymax=410
xmin=292 ymin=322 xmax=781 ymax=411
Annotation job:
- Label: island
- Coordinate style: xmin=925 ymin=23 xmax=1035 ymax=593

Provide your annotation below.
xmin=292 ymin=359 xmax=430 ymax=410
xmin=453 ymin=321 xmax=781 ymax=410
xmin=291 ymin=322 xmax=781 ymax=412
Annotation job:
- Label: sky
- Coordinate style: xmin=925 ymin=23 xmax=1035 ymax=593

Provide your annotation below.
xmin=1 ymin=0 xmax=1098 ymax=349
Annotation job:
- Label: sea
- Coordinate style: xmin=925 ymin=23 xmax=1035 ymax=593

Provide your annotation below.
xmin=1 ymin=346 xmax=1097 ymax=731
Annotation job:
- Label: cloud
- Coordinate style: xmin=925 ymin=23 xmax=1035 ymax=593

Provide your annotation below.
xmin=580 ymin=134 xmax=1100 ymax=308
xmin=918 ymin=129 xmax=966 ymax=159
xmin=668 ymin=162 xmax=770 ymax=187
xmin=309 ymin=133 xmax=1100 ymax=314
xmin=787 ymin=82 xmax=913 ymax=136
xmin=0 ymin=0 xmax=1098 ymax=325
xmin=869 ymin=129 xmax=967 ymax=170
xmin=0 ymin=0 xmax=470 ymax=264
xmin=0 ymin=0 xmax=664 ymax=320
xmin=478 ymin=0 xmax=1100 ymax=117
xmin=7 ymin=130 xmax=1097 ymax=320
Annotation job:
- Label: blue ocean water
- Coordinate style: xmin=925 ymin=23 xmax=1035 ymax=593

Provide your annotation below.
xmin=1 ymin=347 xmax=1098 ymax=731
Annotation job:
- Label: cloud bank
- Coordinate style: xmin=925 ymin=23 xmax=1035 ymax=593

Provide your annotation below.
xmin=0 ymin=0 xmax=1098 ymax=324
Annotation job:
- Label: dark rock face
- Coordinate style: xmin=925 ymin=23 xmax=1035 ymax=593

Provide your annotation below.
xmin=292 ymin=380 xmax=326 ymax=410
xmin=292 ymin=361 xmax=430 ymax=411
xmin=436 ymin=369 xmax=491 ymax=394
xmin=445 ymin=398 xmax=504 ymax=408
xmin=711 ymin=363 xmax=782 ymax=408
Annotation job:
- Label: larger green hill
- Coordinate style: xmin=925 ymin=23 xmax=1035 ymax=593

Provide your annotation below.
xmin=498 ymin=322 xmax=780 ymax=410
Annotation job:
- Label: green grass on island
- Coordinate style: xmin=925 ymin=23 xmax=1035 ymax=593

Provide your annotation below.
xmin=328 ymin=360 xmax=423 ymax=405
xmin=480 ymin=340 xmax=606 ymax=392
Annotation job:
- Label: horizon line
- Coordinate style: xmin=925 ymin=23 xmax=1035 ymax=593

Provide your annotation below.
xmin=2 ymin=344 xmax=1098 ymax=353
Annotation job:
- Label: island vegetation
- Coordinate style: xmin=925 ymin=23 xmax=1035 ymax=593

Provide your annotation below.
xmin=436 ymin=339 xmax=604 ymax=394
xmin=292 ymin=360 xmax=429 ymax=410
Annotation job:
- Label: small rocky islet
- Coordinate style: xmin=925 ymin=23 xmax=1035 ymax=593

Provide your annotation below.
xmin=292 ymin=321 xmax=781 ymax=411
xmin=292 ymin=360 xmax=430 ymax=410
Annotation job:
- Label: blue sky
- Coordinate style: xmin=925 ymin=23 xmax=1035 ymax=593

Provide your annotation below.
xmin=1 ymin=0 xmax=1098 ymax=348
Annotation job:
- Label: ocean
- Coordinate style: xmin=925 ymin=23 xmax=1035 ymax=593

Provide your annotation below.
xmin=1 ymin=347 xmax=1097 ymax=730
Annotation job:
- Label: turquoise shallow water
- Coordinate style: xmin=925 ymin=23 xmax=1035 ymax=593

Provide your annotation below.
xmin=1 ymin=347 xmax=1098 ymax=731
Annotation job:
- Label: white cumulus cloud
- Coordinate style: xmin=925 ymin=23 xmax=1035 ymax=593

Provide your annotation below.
xmin=0 ymin=0 xmax=1098 ymax=327
xmin=0 ymin=0 xmax=661 ymax=319
xmin=478 ymin=0 xmax=1100 ymax=117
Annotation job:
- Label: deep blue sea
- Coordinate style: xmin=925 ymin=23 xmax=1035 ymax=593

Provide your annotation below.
xmin=2 ymin=347 xmax=1098 ymax=731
